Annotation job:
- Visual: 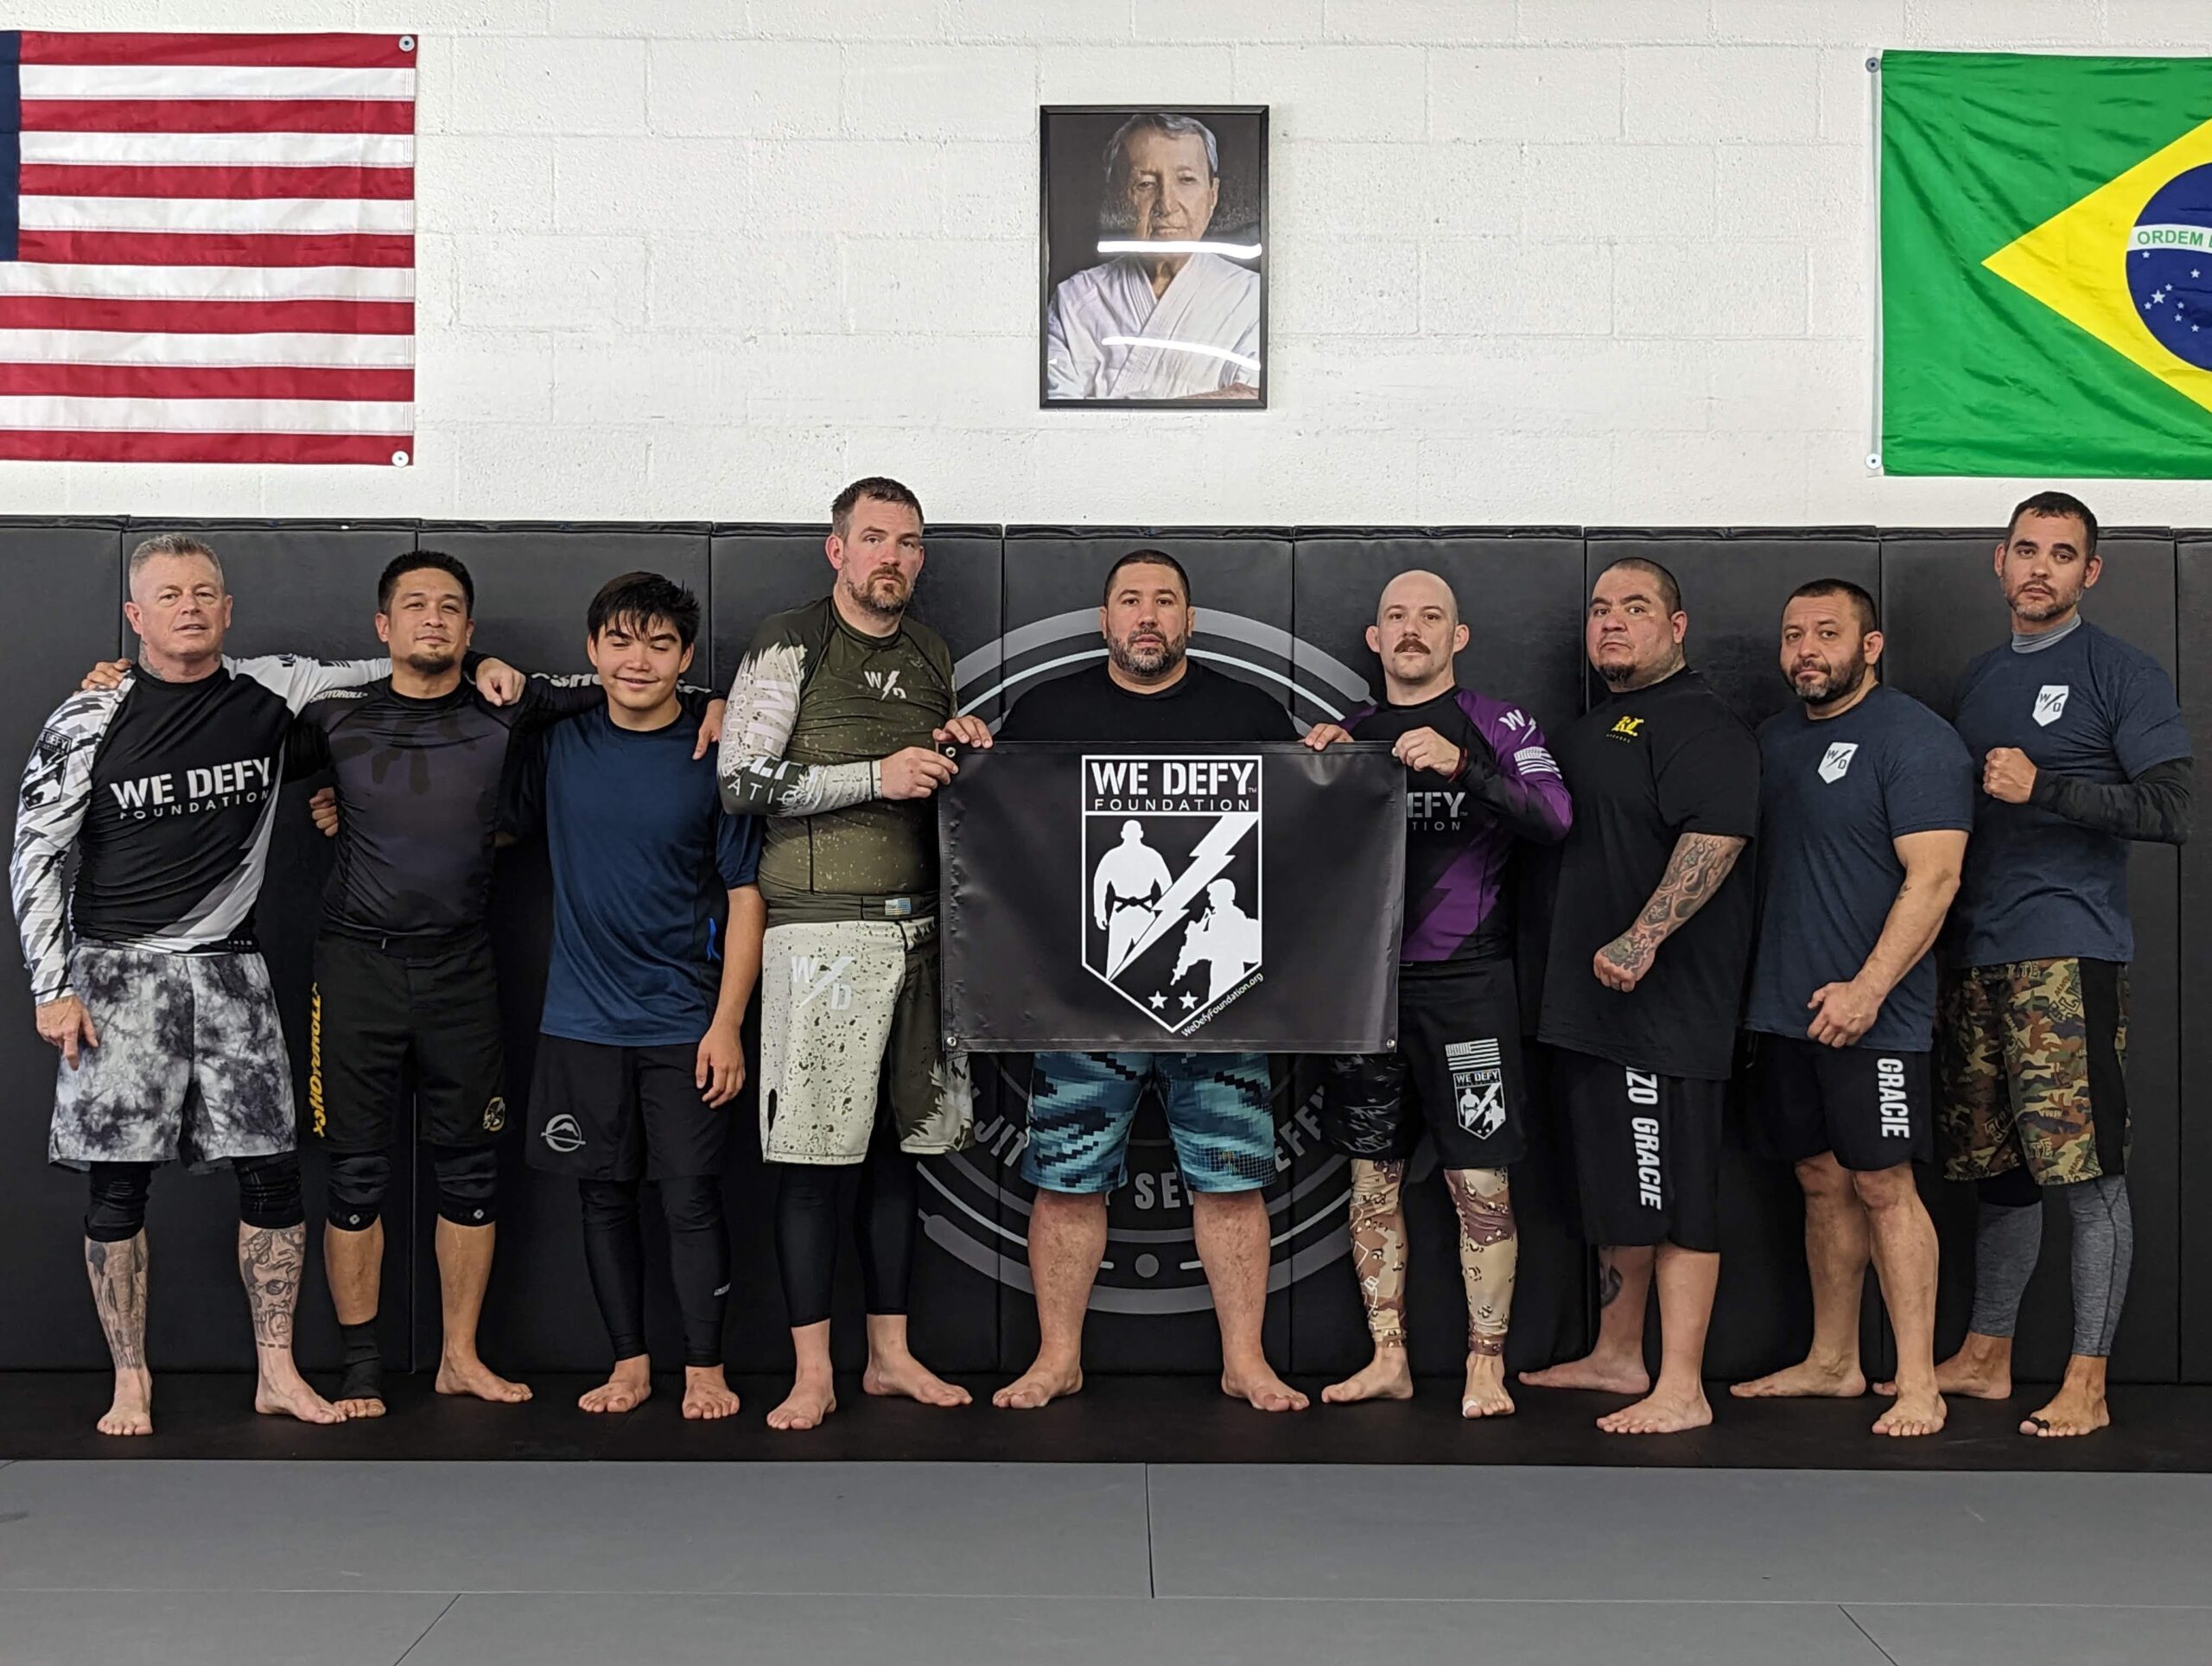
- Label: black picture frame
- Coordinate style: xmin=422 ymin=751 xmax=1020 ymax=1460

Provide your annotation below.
xmin=1039 ymin=104 xmax=1269 ymax=410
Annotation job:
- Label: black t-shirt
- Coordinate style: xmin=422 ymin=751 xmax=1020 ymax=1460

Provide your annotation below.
xmin=289 ymin=675 xmax=598 ymax=944
xmin=1537 ymin=667 xmax=1760 ymax=1080
xmin=996 ymin=660 xmax=1295 ymax=744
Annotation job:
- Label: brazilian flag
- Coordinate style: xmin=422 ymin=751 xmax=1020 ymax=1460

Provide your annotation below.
xmin=1883 ymin=51 xmax=2212 ymax=476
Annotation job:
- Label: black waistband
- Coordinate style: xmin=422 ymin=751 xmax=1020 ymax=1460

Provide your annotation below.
xmin=320 ymin=922 xmax=490 ymax=957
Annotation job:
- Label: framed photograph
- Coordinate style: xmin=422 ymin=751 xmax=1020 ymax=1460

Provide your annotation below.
xmin=1039 ymin=105 xmax=1268 ymax=409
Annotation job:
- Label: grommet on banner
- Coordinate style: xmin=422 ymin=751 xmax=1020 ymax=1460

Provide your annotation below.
xmin=391 ymin=449 xmax=410 ymax=467
xmin=400 ymin=35 xmax=416 ymax=51
xmin=1866 ymin=452 xmax=1880 ymax=470
xmin=1866 ymin=54 xmax=1878 ymax=72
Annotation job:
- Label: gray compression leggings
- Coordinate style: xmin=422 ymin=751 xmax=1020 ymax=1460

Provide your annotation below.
xmin=1969 ymin=1170 xmax=2134 ymax=1357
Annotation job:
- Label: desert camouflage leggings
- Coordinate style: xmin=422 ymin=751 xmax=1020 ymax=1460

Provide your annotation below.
xmin=1345 ymin=1160 xmax=1518 ymax=1357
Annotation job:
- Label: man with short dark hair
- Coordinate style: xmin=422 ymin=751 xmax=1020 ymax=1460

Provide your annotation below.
xmin=1731 ymin=579 xmax=1970 ymax=1438
xmin=12 ymin=535 xmax=420 ymax=1435
xmin=720 ymin=476 xmax=979 ymax=1431
xmin=1906 ymin=492 xmax=2191 ymax=1437
xmin=989 ymin=549 xmax=1306 ymax=1414
xmin=1522 ymin=557 xmax=1759 ymax=1435
xmin=516 ymin=572 xmax=763 ymax=1421
xmin=1301 ymin=569 xmax=1572 ymax=1419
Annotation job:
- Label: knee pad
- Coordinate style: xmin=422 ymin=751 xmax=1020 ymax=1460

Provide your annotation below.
xmin=656 ymin=1173 xmax=723 ymax=1235
xmin=1977 ymin=1166 xmax=2041 ymax=1210
xmin=234 ymin=1152 xmax=305 ymax=1230
xmin=431 ymin=1144 xmax=499 ymax=1226
xmin=326 ymin=1151 xmax=392 ymax=1232
xmin=85 ymin=1162 xmax=156 ymax=1243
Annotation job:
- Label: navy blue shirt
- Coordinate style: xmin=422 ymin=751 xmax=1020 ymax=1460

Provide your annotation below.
xmin=1948 ymin=620 xmax=2189 ymax=967
xmin=512 ymin=707 xmax=761 ymax=1047
xmin=1746 ymin=685 xmax=1974 ymax=1052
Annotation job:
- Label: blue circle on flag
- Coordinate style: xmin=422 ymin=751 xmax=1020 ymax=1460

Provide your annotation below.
xmin=2129 ymin=165 xmax=2212 ymax=370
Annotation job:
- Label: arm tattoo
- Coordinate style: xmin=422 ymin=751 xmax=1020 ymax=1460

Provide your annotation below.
xmin=1603 ymin=831 xmax=1748 ymax=973
xmin=85 ymin=1236 xmax=149 ymax=1370
xmin=238 ymin=1224 xmax=305 ymax=1351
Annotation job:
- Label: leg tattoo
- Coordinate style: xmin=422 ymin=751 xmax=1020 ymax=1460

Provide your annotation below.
xmin=1347 ymin=1159 xmax=1409 ymax=1347
xmin=1446 ymin=1167 xmax=1517 ymax=1358
xmin=86 ymin=1235 xmax=149 ymax=1370
xmin=238 ymin=1224 xmax=305 ymax=1351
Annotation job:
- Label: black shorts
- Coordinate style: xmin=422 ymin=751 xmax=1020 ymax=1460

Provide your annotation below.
xmin=1320 ymin=957 xmax=1526 ymax=1168
xmin=1554 ymin=1047 xmax=1722 ymax=1253
xmin=1749 ymin=1034 xmax=1932 ymax=1172
xmin=309 ymin=931 xmax=505 ymax=1154
xmin=524 ymin=1033 xmax=728 ymax=1183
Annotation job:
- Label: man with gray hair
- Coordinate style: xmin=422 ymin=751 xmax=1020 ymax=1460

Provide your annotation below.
xmin=1046 ymin=111 xmax=1261 ymax=402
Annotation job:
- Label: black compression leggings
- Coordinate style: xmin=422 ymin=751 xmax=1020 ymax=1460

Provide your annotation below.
xmin=774 ymin=1112 xmax=917 ymax=1329
xmin=577 ymin=1176 xmax=729 ymax=1368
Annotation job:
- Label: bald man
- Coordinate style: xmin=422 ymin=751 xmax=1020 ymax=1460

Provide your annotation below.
xmin=1303 ymin=571 xmax=1572 ymax=1416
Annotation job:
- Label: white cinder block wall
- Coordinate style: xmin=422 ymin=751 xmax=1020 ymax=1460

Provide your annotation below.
xmin=10 ymin=0 xmax=2212 ymax=527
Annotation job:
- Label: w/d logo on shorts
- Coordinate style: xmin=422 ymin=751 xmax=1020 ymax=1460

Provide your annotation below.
xmin=2034 ymin=684 xmax=2070 ymax=726
xmin=1818 ymin=741 xmax=1858 ymax=783
xmin=540 ymin=1113 xmax=585 ymax=1154
xmin=789 ymin=953 xmax=857 ymax=1013
xmin=1445 ymin=1038 xmax=1505 ymax=1138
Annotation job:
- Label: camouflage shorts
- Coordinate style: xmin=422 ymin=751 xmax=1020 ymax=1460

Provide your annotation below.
xmin=1934 ymin=957 xmax=2129 ymax=1186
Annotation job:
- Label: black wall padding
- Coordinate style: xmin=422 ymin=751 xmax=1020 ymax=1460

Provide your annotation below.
xmin=0 ymin=518 xmax=2202 ymax=1389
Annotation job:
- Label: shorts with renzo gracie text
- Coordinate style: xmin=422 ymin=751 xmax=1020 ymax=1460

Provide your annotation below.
xmin=1747 ymin=1033 xmax=1931 ymax=1173
xmin=1023 ymin=1052 xmax=1274 ymax=1195
xmin=1554 ymin=1047 xmax=1722 ymax=1252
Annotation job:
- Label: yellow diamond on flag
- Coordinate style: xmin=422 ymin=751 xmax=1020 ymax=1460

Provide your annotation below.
xmin=1984 ymin=116 xmax=2212 ymax=418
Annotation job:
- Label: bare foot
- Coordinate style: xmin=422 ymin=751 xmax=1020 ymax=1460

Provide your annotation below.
xmin=766 ymin=1371 xmax=837 ymax=1431
xmin=2022 ymin=1382 xmax=2108 ymax=1438
xmin=254 ymin=1370 xmax=346 ymax=1426
xmin=1731 ymin=1358 xmax=1866 ymax=1400
xmin=579 ymin=1357 xmax=652 ymax=1415
xmin=863 ymin=1352 xmax=971 ymax=1407
xmin=97 ymin=1369 xmax=154 ymax=1437
xmin=1597 ymin=1386 xmax=1712 ymax=1435
xmin=1321 ymin=1347 xmax=1413 ymax=1405
xmin=682 ymin=1365 xmax=742 ymax=1421
xmin=992 ymin=1359 xmax=1084 ymax=1410
xmin=1223 ymin=1364 xmax=1309 ymax=1413
xmin=435 ymin=1354 xmax=533 ymax=1404
xmin=1877 ymin=1349 xmax=2009 ymax=1402
xmin=1873 ymin=1387 xmax=1948 ymax=1437
xmin=1519 ymin=1351 xmax=1651 ymax=1397
xmin=332 ymin=1396 xmax=386 ymax=1420
xmin=1462 ymin=1352 xmax=1516 ymax=1419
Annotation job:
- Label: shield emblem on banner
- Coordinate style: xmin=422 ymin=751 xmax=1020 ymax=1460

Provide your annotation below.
xmin=1081 ymin=753 xmax=1264 ymax=1035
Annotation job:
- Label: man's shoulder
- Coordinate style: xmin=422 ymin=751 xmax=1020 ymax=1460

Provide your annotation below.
xmin=300 ymin=678 xmax=390 ymax=725
xmin=1195 ymin=251 xmax=1261 ymax=296
xmin=747 ymin=596 xmax=833 ymax=652
xmin=1662 ymin=673 xmax=1756 ymax=739
xmin=1454 ymin=687 xmax=1544 ymax=741
xmin=39 ymin=684 xmax=124 ymax=747
xmin=898 ymin=615 xmax=954 ymax=671
xmin=1198 ymin=664 xmax=1291 ymax=729
xmin=2080 ymin=620 xmax=2171 ymax=683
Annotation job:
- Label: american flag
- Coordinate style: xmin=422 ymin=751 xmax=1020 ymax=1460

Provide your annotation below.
xmin=0 ymin=31 xmax=415 ymax=465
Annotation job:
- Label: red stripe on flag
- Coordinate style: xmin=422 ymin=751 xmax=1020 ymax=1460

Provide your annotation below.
xmin=18 ymin=33 xmax=415 ymax=70
xmin=14 ymin=229 xmax=415 ymax=268
xmin=0 ymin=296 xmax=415 ymax=335
xmin=0 ymin=362 xmax=413 ymax=401
xmin=0 ymin=429 xmax=411 ymax=463
xmin=21 ymin=99 xmax=415 ymax=135
xmin=21 ymin=164 xmax=416 ymax=200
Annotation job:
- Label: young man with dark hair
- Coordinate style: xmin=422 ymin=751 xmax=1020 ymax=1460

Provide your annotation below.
xmin=1523 ymin=557 xmax=1760 ymax=1435
xmin=989 ymin=550 xmax=1307 ymax=1415
xmin=516 ymin=572 xmax=764 ymax=1421
xmin=719 ymin=476 xmax=978 ymax=1431
xmin=1910 ymin=493 xmax=2190 ymax=1437
xmin=1301 ymin=569 xmax=1573 ymax=1419
xmin=1732 ymin=578 xmax=1971 ymax=1439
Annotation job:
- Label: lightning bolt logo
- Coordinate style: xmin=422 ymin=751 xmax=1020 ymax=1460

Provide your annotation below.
xmin=1109 ymin=811 xmax=1258 ymax=977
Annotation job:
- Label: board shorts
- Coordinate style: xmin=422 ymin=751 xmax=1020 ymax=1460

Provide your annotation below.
xmin=1022 ymin=1051 xmax=1274 ymax=1196
xmin=1320 ymin=957 xmax=1527 ymax=1169
xmin=1553 ymin=1047 xmax=1723 ymax=1252
xmin=308 ymin=930 xmax=505 ymax=1154
xmin=49 ymin=942 xmax=296 ymax=1170
xmin=1936 ymin=957 xmax=2128 ymax=1186
xmin=757 ymin=913 xmax=973 ymax=1165
xmin=1747 ymin=1033 xmax=1932 ymax=1172
xmin=524 ymin=1034 xmax=727 ymax=1183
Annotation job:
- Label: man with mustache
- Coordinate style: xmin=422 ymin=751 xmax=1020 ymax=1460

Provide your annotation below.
xmin=720 ymin=476 xmax=979 ymax=1432
xmin=991 ymin=550 xmax=1305 ymax=1413
xmin=1732 ymin=580 xmax=1970 ymax=1438
xmin=1300 ymin=569 xmax=1572 ymax=1420
xmin=1046 ymin=111 xmax=1262 ymax=402
xmin=1912 ymin=493 xmax=2190 ymax=1437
